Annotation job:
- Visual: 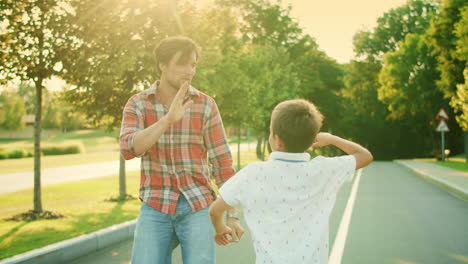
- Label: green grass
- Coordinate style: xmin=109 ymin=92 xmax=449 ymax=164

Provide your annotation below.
xmin=0 ymin=129 xmax=118 ymax=153
xmin=430 ymin=159 xmax=468 ymax=172
xmin=0 ymin=171 xmax=141 ymax=260
xmin=0 ymin=150 xmax=263 ymax=260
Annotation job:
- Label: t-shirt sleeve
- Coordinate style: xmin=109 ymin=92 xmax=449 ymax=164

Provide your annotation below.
xmin=323 ymin=155 xmax=356 ymax=195
xmin=218 ymin=164 xmax=253 ymax=207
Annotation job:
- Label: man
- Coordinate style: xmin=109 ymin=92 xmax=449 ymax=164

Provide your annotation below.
xmin=120 ymin=36 xmax=243 ymax=264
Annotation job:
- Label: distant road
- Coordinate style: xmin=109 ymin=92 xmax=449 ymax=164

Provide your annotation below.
xmin=0 ymin=142 xmax=253 ymax=194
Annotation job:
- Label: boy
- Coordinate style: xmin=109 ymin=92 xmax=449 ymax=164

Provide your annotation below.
xmin=209 ymin=99 xmax=373 ymax=264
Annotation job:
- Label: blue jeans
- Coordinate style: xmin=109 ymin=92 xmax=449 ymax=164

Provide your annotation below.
xmin=131 ymin=195 xmax=215 ymax=264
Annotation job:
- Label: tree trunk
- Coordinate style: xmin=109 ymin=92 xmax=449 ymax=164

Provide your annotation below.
xmin=119 ymin=154 xmax=126 ymax=199
xmin=465 ymin=131 xmax=468 ymax=163
xmin=256 ymin=137 xmax=263 ymax=161
xmin=262 ymin=136 xmax=267 ymax=160
xmin=33 ymin=79 xmax=43 ymax=212
xmin=237 ymin=127 xmax=241 ymax=171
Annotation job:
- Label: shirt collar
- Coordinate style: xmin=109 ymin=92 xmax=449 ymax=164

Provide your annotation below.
xmin=142 ymin=81 xmax=201 ymax=98
xmin=268 ymin=151 xmax=311 ymax=162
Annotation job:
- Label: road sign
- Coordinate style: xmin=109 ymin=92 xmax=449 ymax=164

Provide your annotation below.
xmin=436 ymin=120 xmax=449 ymax=132
xmin=436 ymin=108 xmax=449 ymax=120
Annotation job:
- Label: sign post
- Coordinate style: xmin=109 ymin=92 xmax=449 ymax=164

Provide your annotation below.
xmin=435 ymin=108 xmax=449 ymax=161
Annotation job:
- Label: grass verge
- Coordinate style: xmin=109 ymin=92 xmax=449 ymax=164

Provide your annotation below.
xmin=430 ymin=159 xmax=468 ymax=172
xmin=0 ymin=171 xmax=141 ymax=260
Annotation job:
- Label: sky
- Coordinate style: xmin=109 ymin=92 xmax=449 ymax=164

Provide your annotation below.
xmin=280 ymin=0 xmax=408 ymax=63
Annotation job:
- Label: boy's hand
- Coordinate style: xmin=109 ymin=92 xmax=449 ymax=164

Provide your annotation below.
xmin=312 ymin=132 xmax=335 ymax=148
xmin=166 ymin=81 xmax=193 ymax=123
xmin=214 ymin=225 xmax=235 ymax=246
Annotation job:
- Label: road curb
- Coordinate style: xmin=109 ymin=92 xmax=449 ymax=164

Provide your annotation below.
xmin=394 ymin=160 xmax=468 ymax=202
xmin=0 ymin=219 xmax=136 ymax=264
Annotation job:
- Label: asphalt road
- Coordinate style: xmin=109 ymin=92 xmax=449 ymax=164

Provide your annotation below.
xmin=69 ymin=161 xmax=468 ymax=264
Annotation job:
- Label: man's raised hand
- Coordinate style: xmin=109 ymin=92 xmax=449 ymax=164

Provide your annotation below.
xmin=167 ymin=81 xmax=194 ymax=123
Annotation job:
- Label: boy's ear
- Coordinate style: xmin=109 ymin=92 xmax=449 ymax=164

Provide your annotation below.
xmin=275 ymin=135 xmax=285 ymax=148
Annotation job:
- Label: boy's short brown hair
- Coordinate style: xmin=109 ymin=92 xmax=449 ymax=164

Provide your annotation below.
xmin=154 ymin=36 xmax=201 ymax=75
xmin=271 ymin=99 xmax=323 ymax=153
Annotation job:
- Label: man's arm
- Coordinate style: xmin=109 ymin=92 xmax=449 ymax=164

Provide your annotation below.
xmin=312 ymin=132 xmax=373 ymax=169
xmin=131 ymin=82 xmax=193 ymax=156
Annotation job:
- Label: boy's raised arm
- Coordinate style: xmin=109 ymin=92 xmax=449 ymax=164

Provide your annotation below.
xmin=312 ymin=132 xmax=373 ymax=169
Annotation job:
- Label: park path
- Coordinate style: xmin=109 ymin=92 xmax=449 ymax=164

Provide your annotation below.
xmin=69 ymin=161 xmax=468 ymax=264
xmin=0 ymin=142 xmax=254 ymax=194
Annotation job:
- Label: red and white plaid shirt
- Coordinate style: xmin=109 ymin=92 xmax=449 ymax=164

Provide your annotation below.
xmin=120 ymin=81 xmax=235 ymax=214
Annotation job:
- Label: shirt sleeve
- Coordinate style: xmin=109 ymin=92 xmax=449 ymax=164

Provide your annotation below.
xmin=119 ymin=95 xmax=146 ymax=160
xmin=323 ymin=155 xmax=356 ymax=196
xmin=203 ymin=99 xmax=235 ymax=186
xmin=218 ymin=165 xmax=250 ymax=207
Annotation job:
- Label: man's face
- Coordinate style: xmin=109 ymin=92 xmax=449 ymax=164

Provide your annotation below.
xmin=160 ymin=51 xmax=197 ymax=90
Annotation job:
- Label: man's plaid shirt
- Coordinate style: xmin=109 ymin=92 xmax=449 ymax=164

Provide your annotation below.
xmin=120 ymin=81 xmax=235 ymax=214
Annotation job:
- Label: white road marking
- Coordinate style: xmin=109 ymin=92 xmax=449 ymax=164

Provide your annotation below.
xmin=329 ymin=168 xmax=363 ymax=264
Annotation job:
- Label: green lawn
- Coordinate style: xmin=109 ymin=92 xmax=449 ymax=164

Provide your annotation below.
xmin=0 ymin=129 xmax=119 ymax=153
xmin=0 ymin=171 xmax=141 ymax=260
xmin=0 ymin=149 xmax=263 ymax=260
xmin=430 ymin=159 xmax=468 ymax=172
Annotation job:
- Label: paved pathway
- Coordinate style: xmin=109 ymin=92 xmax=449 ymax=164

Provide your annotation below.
xmin=68 ymin=161 xmax=468 ymax=264
xmin=0 ymin=142 xmax=253 ymax=194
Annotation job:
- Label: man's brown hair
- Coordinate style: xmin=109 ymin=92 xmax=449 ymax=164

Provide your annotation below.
xmin=153 ymin=36 xmax=201 ymax=75
xmin=271 ymin=99 xmax=324 ymax=153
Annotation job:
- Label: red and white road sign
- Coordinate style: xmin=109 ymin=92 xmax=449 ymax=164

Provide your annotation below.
xmin=436 ymin=120 xmax=449 ymax=132
xmin=435 ymin=108 xmax=449 ymax=120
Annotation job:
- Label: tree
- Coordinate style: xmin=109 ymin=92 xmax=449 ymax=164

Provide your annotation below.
xmin=378 ymin=33 xmax=463 ymax=156
xmin=342 ymin=59 xmax=403 ymax=159
xmin=428 ymin=1 xmax=468 ymax=160
xmin=342 ymin=0 xmax=465 ymax=158
xmin=58 ymin=0 xmax=153 ymax=200
xmin=0 ymin=91 xmax=26 ymax=131
xmin=354 ymin=0 xmax=438 ymax=60
xmin=17 ymin=82 xmax=36 ymax=114
xmin=0 ymin=0 xmax=68 ymax=215
xmin=452 ymin=6 xmax=468 ymax=161
xmin=428 ymin=0 xmax=467 ymax=98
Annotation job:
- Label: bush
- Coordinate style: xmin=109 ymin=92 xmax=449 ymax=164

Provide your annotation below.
xmin=8 ymin=149 xmax=26 ymax=159
xmin=0 ymin=151 xmax=7 ymax=160
xmin=41 ymin=144 xmax=83 ymax=156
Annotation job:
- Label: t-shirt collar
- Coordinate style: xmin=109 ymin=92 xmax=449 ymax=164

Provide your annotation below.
xmin=269 ymin=151 xmax=311 ymax=162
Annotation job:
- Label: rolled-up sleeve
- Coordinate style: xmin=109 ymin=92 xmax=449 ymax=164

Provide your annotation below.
xmin=203 ymin=100 xmax=235 ymax=186
xmin=119 ymin=95 xmax=145 ymax=160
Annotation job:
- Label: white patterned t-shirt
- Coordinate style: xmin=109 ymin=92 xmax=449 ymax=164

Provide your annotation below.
xmin=219 ymin=151 xmax=356 ymax=264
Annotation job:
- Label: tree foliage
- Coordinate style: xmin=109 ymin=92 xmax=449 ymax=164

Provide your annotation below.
xmin=0 ymin=91 xmax=25 ymax=131
xmin=0 ymin=0 xmax=69 ymax=213
xmin=353 ymin=0 xmax=437 ymax=60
